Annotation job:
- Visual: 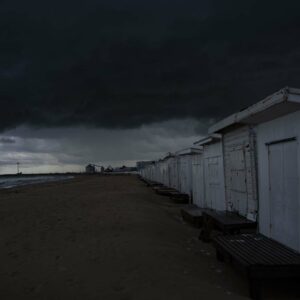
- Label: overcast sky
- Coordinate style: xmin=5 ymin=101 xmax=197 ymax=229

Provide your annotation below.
xmin=1 ymin=0 xmax=300 ymax=173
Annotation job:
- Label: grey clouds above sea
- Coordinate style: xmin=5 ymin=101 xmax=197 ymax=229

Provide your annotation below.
xmin=0 ymin=119 xmax=203 ymax=172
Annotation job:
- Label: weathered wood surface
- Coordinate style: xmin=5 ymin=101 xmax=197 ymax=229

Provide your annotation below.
xmin=141 ymin=179 xmax=163 ymax=187
xmin=181 ymin=206 xmax=210 ymax=227
xmin=200 ymin=210 xmax=257 ymax=241
xmin=155 ymin=188 xmax=179 ymax=196
xmin=214 ymin=234 xmax=300 ymax=299
xmin=214 ymin=234 xmax=300 ymax=267
xmin=170 ymin=193 xmax=190 ymax=204
xmin=149 ymin=185 xmax=189 ymax=203
xmin=204 ymin=211 xmax=256 ymax=229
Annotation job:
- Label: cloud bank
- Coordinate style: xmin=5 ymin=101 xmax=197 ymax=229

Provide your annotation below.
xmin=0 ymin=0 xmax=300 ymax=131
xmin=0 ymin=119 xmax=203 ymax=173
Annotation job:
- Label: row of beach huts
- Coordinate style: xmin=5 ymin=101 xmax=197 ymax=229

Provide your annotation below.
xmin=137 ymin=87 xmax=300 ymax=299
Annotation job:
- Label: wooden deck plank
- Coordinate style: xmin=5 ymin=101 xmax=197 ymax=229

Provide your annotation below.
xmin=203 ymin=211 xmax=256 ymax=231
xmin=145 ymin=180 xmax=163 ymax=187
xmin=200 ymin=211 xmax=257 ymax=242
xmin=240 ymin=235 xmax=297 ymax=265
xmin=214 ymin=234 xmax=300 ymax=299
xmin=222 ymin=236 xmax=280 ymax=265
xmin=204 ymin=211 xmax=256 ymax=226
xmin=155 ymin=188 xmax=180 ymax=196
xmin=216 ymin=236 xmax=275 ymax=266
xmin=183 ymin=207 xmax=206 ymax=217
xmin=170 ymin=193 xmax=189 ymax=204
xmin=181 ymin=206 xmax=210 ymax=227
xmin=214 ymin=234 xmax=300 ymax=266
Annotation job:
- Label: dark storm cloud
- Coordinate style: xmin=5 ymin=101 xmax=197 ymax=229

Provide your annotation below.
xmin=1 ymin=0 xmax=300 ymax=131
xmin=0 ymin=137 xmax=15 ymax=144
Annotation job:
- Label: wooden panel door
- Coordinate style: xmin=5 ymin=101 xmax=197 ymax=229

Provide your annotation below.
xmin=205 ymin=156 xmax=223 ymax=210
xmin=229 ymin=147 xmax=247 ymax=216
xmin=269 ymin=140 xmax=299 ymax=251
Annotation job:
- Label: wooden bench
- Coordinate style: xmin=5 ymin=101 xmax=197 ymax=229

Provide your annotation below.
xmin=149 ymin=185 xmax=189 ymax=203
xmin=200 ymin=210 xmax=256 ymax=241
xmin=138 ymin=176 xmax=147 ymax=183
xmin=169 ymin=193 xmax=189 ymax=204
xmin=213 ymin=234 xmax=300 ymax=299
xmin=181 ymin=206 xmax=210 ymax=227
xmin=144 ymin=179 xmax=163 ymax=187
xmin=154 ymin=188 xmax=190 ymax=204
xmin=154 ymin=187 xmax=178 ymax=196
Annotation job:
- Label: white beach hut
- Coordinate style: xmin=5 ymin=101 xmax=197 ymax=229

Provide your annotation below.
xmin=194 ymin=135 xmax=226 ymax=211
xmin=147 ymin=163 xmax=155 ymax=182
xmin=237 ymin=88 xmax=300 ymax=251
xmin=191 ymin=149 xmax=204 ymax=208
xmin=155 ymin=160 xmax=162 ymax=184
xmin=158 ymin=153 xmax=175 ymax=188
xmin=160 ymin=158 xmax=169 ymax=187
xmin=208 ymin=122 xmax=258 ymax=221
xmin=175 ymin=148 xmax=202 ymax=198
xmin=169 ymin=155 xmax=180 ymax=190
xmin=212 ymin=87 xmax=300 ymax=251
xmin=154 ymin=161 xmax=161 ymax=183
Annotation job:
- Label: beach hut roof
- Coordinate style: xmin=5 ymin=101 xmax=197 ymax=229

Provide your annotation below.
xmin=175 ymin=147 xmax=202 ymax=156
xmin=193 ymin=134 xmax=222 ymax=146
xmin=209 ymin=87 xmax=300 ymax=134
xmin=161 ymin=152 xmax=175 ymax=160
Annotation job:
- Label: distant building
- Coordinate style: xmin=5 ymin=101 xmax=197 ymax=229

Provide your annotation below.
xmin=114 ymin=166 xmax=137 ymax=173
xmin=105 ymin=166 xmax=114 ymax=172
xmin=85 ymin=164 xmax=96 ymax=174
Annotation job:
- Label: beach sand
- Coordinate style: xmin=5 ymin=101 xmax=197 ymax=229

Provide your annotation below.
xmin=0 ymin=175 xmax=297 ymax=299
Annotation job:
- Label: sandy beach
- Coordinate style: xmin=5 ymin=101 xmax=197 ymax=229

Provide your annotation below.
xmin=0 ymin=175 xmax=297 ymax=299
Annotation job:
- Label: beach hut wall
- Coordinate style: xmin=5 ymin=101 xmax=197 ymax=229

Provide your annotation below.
xmin=169 ymin=156 xmax=180 ymax=190
xmin=191 ymin=152 xmax=205 ymax=208
xmin=158 ymin=160 xmax=167 ymax=186
xmin=177 ymin=154 xmax=193 ymax=196
xmin=162 ymin=156 xmax=174 ymax=188
xmin=208 ymin=125 xmax=258 ymax=221
xmin=256 ymin=110 xmax=300 ymax=251
xmin=195 ymin=135 xmax=226 ymax=211
xmin=175 ymin=147 xmax=202 ymax=198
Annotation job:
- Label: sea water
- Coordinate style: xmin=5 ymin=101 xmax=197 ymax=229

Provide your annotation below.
xmin=0 ymin=175 xmax=73 ymax=189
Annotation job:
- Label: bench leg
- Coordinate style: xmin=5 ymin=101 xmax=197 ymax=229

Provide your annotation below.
xmin=226 ymin=228 xmax=240 ymax=235
xmin=199 ymin=215 xmax=213 ymax=242
xmin=249 ymin=278 xmax=262 ymax=300
xmin=216 ymin=249 xmax=225 ymax=262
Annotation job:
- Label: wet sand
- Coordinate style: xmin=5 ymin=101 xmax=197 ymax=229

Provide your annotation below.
xmin=0 ymin=175 xmax=297 ymax=299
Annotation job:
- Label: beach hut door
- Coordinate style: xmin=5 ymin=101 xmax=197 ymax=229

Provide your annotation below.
xmin=268 ymin=140 xmax=299 ymax=251
xmin=229 ymin=146 xmax=247 ymax=216
xmin=205 ymin=157 xmax=222 ymax=210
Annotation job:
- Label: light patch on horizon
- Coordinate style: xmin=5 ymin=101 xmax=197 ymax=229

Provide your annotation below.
xmin=0 ymin=118 xmax=206 ymax=174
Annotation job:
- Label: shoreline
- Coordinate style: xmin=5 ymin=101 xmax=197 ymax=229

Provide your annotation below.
xmin=0 ymin=174 xmax=76 ymax=190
